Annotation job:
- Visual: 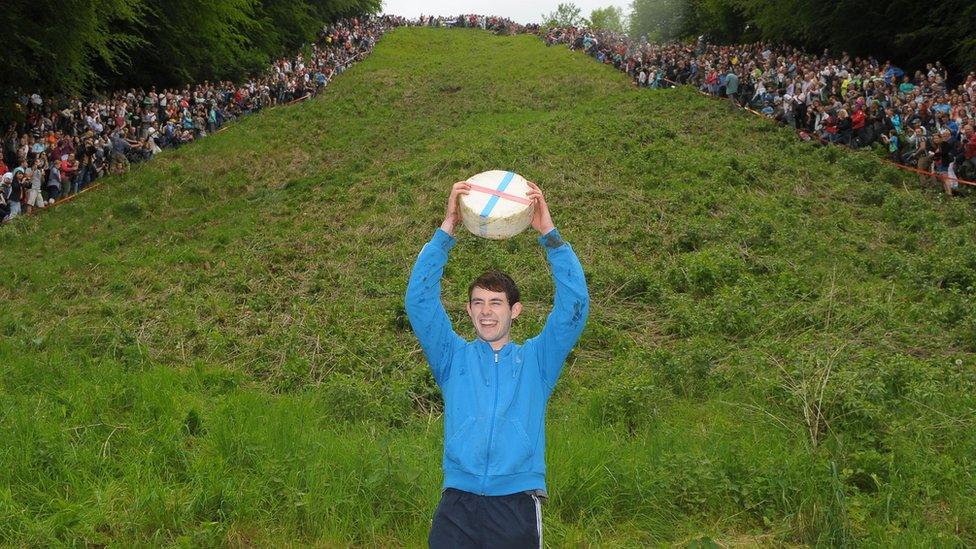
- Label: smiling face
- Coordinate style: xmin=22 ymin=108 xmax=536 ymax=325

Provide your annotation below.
xmin=466 ymin=286 xmax=522 ymax=350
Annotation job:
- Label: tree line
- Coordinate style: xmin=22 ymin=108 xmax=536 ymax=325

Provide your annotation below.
xmin=0 ymin=0 xmax=379 ymax=107
xmin=547 ymin=0 xmax=975 ymax=78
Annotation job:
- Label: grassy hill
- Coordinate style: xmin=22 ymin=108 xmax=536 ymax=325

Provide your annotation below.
xmin=1 ymin=27 xmax=974 ymax=546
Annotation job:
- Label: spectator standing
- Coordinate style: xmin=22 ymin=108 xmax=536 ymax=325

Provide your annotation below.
xmin=836 ymin=109 xmax=853 ymax=145
xmin=7 ymin=169 xmax=24 ymax=220
xmin=0 ymin=173 xmax=11 ymax=221
xmin=962 ymin=127 xmax=976 ymax=177
xmin=25 ymin=161 xmax=46 ymax=213
xmin=62 ymin=153 xmax=78 ymax=194
xmin=725 ymin=69 xmax=739 ymax=106
xmin=851 ymin=107 xmax=867 ymax=146
xmin=46 ymin=159 xmax=61 ymax=203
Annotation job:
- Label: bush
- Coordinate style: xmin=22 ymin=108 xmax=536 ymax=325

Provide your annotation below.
xmin=586 ymin=355 xmax=672 ymax=435
xmin=315 ymin=374 xmax=411 ymax=425
xmin=673 ymin=223 xmax=709 ymax=252
xmin=822 ymin=146 xmax=841 ymax=164
xmin=881 ymin=191 xmax=937 ymax=232
xmin=839 ymin=154 xmax=880 ymax=181
xmin=932 ymin=252 xmax=976 ymax=293
xmin=956 ymin=314 xmax=976 ymax=352
xmin=709 ymin=281 xmax=759 ymax=337
xmin=743 ymin=215 xmax=776 ymax=249
xmin=578 ymin=321 xmax=630 ymax=353
xmin=857 ymin=184 xmax=889 ymax=206
xmin=663 ymin=293 xmax=705 ymax=337
xmin=589 ymin=266 xmax=663 ymax=304
xmin=657 ymin=342 xmax=718 ymax=398
xmin=668 ymin=247 xmax=745 ymax=295
xmin=112 ymin=198 xmax=147 ymax=218
xmin=872 ymin=165 xmax=904 ymax=187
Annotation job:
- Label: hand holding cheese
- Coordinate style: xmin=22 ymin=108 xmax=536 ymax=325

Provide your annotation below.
xmin=440 ymin=181 xmax=471 ymax=237
xmin=525 ymin=180 xmax=555 ymax=236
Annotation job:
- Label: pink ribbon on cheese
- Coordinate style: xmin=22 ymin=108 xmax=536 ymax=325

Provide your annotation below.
xmin=466 ymin=182 xmax=534 ymax=206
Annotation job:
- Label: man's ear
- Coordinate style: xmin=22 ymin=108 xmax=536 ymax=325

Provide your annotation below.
xmin=511 ymin=302 xmax=523 ymax=320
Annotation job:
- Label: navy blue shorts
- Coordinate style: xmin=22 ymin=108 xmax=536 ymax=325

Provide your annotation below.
xmin=428 ymin=488 xmax=542 ymax=549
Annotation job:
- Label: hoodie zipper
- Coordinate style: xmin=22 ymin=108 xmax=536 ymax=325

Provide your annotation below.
xmin=481 ymin=350 xmax=499 ymax=495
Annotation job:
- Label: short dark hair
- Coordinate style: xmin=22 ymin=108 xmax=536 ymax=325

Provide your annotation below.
xmin=468 ymin=270 xmax=520 ymax=306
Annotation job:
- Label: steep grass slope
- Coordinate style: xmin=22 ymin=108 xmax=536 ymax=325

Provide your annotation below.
xmin=1 ymin=28 xmax=974 ymax=546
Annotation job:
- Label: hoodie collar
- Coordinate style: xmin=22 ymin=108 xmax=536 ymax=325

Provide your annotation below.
xmin=478 ymin=339 xmax=515 ymax=357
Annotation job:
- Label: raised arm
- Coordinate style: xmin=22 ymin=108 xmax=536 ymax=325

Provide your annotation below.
xmin=404 ymin=182 xmax=470 ymax=385
xmin=524 ymin=182 xmax=589 ymax=390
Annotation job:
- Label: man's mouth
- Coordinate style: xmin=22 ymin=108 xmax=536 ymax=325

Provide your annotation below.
xmin=479 ymin=319 xmax=498 ymax=328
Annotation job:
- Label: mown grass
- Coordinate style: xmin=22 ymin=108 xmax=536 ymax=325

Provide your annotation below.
xmin=1 ymin=27 xmax=975 ymax=546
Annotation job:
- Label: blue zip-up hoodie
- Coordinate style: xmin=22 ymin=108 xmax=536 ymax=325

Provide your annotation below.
xmin=405 ymin=227 xmax=589 ymax=496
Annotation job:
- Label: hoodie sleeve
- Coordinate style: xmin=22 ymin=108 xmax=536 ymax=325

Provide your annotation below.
xmin=405 ymin=228 xmax=464 ymax=386
xmin=529 ymin=228 xmax=590 ymax=390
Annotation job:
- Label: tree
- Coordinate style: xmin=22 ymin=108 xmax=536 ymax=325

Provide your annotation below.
xmin=690 ymin=0 xmax=746 ymax=42
xmin=590 ymin=6 xmax=626 ymax=33
xmin=628 ymin=0 xmax=690 ymax=41
xmin=542 ymin=3 xmax=589 ymax=28
xmin=118 ymin=0 xmax=266 ymax=89
xmin=722 ymin=0 xmax=975 ymax=75
xmin=0 ymin=0 xmax=145 ymax=99
xmin=1 ymin=0 xmax=382 ymax=117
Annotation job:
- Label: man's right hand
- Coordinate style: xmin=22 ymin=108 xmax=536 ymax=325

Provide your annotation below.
xmin=440 ymin=181 xmax=470 ymax=236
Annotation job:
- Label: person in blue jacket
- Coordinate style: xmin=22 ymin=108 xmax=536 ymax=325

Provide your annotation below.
xmin=406 ymin=180 xmax=589 ymax=548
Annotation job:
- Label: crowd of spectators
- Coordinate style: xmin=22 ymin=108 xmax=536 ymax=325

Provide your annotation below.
xmin=415 ymin=13 xmax=533 ymax=34
xmin=0 ymin=15 xmax=405 ymax=223
xmin=544 ymin=27 xmax=976 ymax=195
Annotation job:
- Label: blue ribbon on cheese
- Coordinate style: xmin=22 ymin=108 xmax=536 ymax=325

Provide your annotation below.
xmin=478 ymin=171 xmax=516 ymax=237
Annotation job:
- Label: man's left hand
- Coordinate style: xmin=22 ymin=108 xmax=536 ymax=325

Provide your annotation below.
xmin=526 ymin=180 xmax=555 ymax=235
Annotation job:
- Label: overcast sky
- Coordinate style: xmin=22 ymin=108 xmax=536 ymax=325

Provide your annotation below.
xmin=380 ymin=0 xmax=630 ymax=26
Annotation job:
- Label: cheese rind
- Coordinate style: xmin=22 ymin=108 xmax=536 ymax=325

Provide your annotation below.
xmin=460 ymin=170 xmax=534 ymax=239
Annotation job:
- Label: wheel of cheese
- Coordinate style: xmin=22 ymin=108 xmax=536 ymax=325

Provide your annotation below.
xmin=460 ymin=170 xmax=534 ymax=239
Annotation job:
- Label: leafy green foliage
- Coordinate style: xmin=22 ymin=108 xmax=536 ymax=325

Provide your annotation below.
xmin=542 ymin=2 xmax=589 ymax=28
xmin=628 ymin=0 xmax=975 ymax=75
xmin=629 ymin=0 xmax=691 ymax=41
xmin=0 ymin=0 xmax=145 ymax=99
xmin=116 ymin=0 xmax=381 ymax=89
xmin=0 ymin=0 xmax=381 ymax=109
xmin=589 ymin=6 xmax=626 ymax=33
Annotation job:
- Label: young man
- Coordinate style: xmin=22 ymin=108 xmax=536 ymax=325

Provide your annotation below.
xmin=406 ymin=180 xmax=589 ymax=548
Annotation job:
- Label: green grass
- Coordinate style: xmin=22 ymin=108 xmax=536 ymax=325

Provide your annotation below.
xmin=2 ymin=27 xmax=975 ymax=546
